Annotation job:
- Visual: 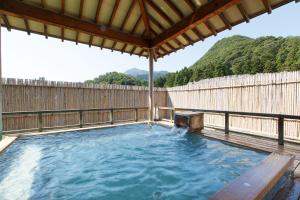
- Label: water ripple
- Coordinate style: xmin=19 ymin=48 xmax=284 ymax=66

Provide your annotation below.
xmin=0 ymin=124 xmax=267 ymax=200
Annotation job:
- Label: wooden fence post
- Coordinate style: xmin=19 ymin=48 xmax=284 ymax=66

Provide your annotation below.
xmin=278 ymin=116 xmax=284 ymax=145
xmin=38 ymin=112 xmax=43 ymax=132
xmin=135 ymin=108 xmax=138 ymax=122
xmin=110 ymin=109 xmax=114 ymax=124
xmin=79 ymin=110 xmax=83 ymax=128
xmin=170 ymin=109 xmax=174 ymax=122
xmin=225 ymin=112 xmax=229 ymax=134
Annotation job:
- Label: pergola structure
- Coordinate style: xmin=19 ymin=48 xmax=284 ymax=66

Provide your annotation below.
xmin=0 ymin=0 xmax=298 ymax=139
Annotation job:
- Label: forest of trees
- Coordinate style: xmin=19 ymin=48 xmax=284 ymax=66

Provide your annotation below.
xmin=85 ymin=72 xmax=147 ymax=86
xmin=156 ymin=35 xmax=300 ymax=87
xmin=86 ymin=36 xmax=300 ymax=87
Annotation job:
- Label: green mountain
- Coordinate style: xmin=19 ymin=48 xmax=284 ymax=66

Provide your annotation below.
xmin=157 ymin=35 xmax=300 ymax=87
xmin=85 ymin=72 xmax=147 ymax=86
xmin=125 ymin=68 xmax=169 ymax=80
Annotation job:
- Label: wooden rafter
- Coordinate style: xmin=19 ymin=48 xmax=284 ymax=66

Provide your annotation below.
xmin=137 ymin=0 xmax=151 ymax=38
xmin=145 ymin=0 xmax=174 ymax=25
xmin=139 ymin=49 xmax=145 ymax=57
xmin=121 ymin=15 xmax=142 ymax=53
xmin=120 ymin=0 xmax=136 ymax=30
xmin=183 ymin=0 xmax=196 ymax=11
xmin=262 ymin=0 xmax=272 ymax=14
xmin=108 ymin=0 xmax=120 ymax=26
xmin=103 ymin=0 xmax=120 ymax=51
xmin=0 ymin=0 xmax=148 ymax=47
xmin=75 ymin=0 xmax=85 ymax=45
xmin=236 ymin=3 xmax=249 ymax=23
xmin=89 ymin=0 xmax=103 ymax=47
xmin=219 ymin=13 xmax=232 ymax=30
xmin=112 ymin=0 xmax=136 ymax=51
xmin=40 ymin=0 xmax=47 ymax=39
xmin=204 ymin=21 xmax=217 ymax=36
xmin=61 ymin=0 xmax=65 ymax=42
xmin=151 ymin=0 xmax=240 ymax=47
xmin=130 ymin=46 xmax=137 ymax=55
xmin=191 ymin=28 xmax=204 ymax=41
xmin=182 ymin=33 xmax=193 ymax=43
xmin=160 ymin=45 xmax=168 ymax=54
xmin=24 ymin=19 xmax=30 ymax=35
xmin=163 ymin=0 xmax=184 ymax=18
xmin=44 ymin=24 xmax=48 ymax=39
xmin=1 ymin=14 xmax=11 ymax=31
xmin=165 ymin=42 xmax=175 ymax=51
xmin=163 ymin=0 xmax=202 ymax=43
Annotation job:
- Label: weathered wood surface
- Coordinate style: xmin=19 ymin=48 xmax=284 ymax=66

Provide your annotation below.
xmin=210 ymin=153 xmax=294 ymax=200
xmin=201 ymin=129 xmax=300 ymax=161
xmin=2 ymin=79 xmax=167 ymax=132
xmin=166 ymin=71 xmax=300 ymax=140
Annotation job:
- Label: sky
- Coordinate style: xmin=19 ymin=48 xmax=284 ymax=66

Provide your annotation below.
xmin=1 ymin=2 xmax=300 ymax=82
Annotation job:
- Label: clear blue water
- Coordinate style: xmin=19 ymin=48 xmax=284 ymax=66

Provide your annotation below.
xmin=0 ymin=124 xmax=267 ymax=200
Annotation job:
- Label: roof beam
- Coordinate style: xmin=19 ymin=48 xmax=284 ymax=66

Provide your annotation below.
xmin=121 ymin=15 xmax=142 ymax=53
xmin=102 ymin=0 xmax=120 ymax=50
xmin=75 ymin=0 xmax=85 ymax=44
xmin=145 ymin=0 xmax=174 ymax=25
xmin=0 ymin=0 xmax=149 ymax=47
xmin=24 ymin=19 xmax=30 ymax=35
xmin=219 ymin=13 xmax=232 ymax=30
xmin=113 ymin=0 xmax=136 ymax=51
xmin=61 ymin=0 xmax=65 ymax=42
xmin=120 ymin=0 xmax=136 ymax=30
xmin=204 ymin=21 xmax=217 ymax=36
xmin=1 ymin=14 xmax=11 ymax=31
xmin=191 ymin=28 xmax=204 ymax=41
xmin=150 ymin=0 xmax=240 ymax=47
xmin=90 ymin=0 xmax=103 ymax=47
xmin=236 ymin=3 xmax=249 ymax=23
xmin=163 ymin=0 xmax=184 ymax=18
xmin=262 ymin=0 xmax=272 ymax=14
xmin=137 ymin=0 xmax=151 ymax=38
xmin=183 ymin=0 xmax=196 ymax=11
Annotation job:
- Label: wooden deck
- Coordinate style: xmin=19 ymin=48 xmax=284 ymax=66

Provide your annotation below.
xmin=201 ymin=128 xmax=300 ymax=161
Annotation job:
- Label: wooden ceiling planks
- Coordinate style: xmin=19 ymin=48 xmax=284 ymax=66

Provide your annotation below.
xmin=0 ymin=0 xmax=296 ymax=58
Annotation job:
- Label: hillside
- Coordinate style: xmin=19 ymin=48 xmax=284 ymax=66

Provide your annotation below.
xmin=125 ymin=68 xmax=168 ymax=80
xmin=85 ymin=72 xmax=147 ymax=86
xmin=157 ymin=35 xmax=300 ymax=87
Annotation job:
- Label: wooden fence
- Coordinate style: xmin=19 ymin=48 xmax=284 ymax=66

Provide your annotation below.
xmin=2 ymin=78 xmax=167 ymax=132
xmin=165 ymin=71 xmax=300 ymax=140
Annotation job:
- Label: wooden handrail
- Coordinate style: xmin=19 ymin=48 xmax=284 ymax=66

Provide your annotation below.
xmin=2 ymin=107 xmax=148 ymax=133
xmin=157 ymin=106 xmax=300 ymax=145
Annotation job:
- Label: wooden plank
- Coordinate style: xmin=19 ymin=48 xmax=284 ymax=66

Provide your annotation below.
xmin=0 ymin=0 xmax=149 ymax=47
xmin=210 ymin=153 xmax=294 ymax=200
xmin=151 ymin=0 xmax=240 ymax=47
xmin=137 ymin=0 xmax=151 ymax=38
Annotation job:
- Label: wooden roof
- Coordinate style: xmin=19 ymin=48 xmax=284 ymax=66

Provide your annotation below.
xmin=0 ymin=0 xmax=296 ymax=59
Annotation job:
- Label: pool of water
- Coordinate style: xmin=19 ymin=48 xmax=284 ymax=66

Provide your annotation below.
xmin=0 ymin=124 xmax=267 ymax=200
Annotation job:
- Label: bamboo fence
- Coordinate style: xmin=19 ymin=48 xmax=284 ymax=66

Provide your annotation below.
xmin=166 ymin=71 xmax=300 ymax=140
xmin=2 ymin=78 xmax=167 ymax=132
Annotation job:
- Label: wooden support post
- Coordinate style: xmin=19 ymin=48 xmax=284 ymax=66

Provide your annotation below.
xmin=170 ymin=109 xmax=174 ymax=122
xmin=110 ymin=109 xmax=114 ymax=124
xmin=225 ymin=112 xmax=229 ymax=134
xmin=135 ymin=108 xmax=138 ymax=122
xmin=38 ymin=112 xmax=43 ymax=132
xmin=0 ymin=26 xmax=2 ymax=140
xmin=79 ymin=110 xmax=83 ymax=128
xmin=278 ymin=116 xmax=284 ymax=145
xmin=148 ymin=48 xmax=154 ymax=122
